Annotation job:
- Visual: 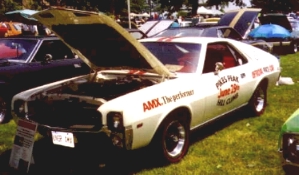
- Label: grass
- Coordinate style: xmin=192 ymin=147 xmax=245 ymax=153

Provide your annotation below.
xmin=1 ymin=53 xmax=299 ymax=174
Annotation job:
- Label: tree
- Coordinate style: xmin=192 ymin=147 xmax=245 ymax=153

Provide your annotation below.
xmin=206 ymin=0 xmax=246 ymax=9
xmin=0 ymin=0 xmax=23 ymax=17
xmin=159 ymin=0 xmax=185 ymax=12
xmin=251 ymin=0 xmax=299 ymax=13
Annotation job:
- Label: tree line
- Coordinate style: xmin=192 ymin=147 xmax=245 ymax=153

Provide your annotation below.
xmin=1 ymin=0 xmax=299 ymax=18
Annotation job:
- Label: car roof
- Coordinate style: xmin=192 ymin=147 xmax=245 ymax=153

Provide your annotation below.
xmin=140 ymin=36 xmax=231 ymax=44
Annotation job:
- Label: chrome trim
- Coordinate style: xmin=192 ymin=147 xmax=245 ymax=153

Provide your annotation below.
xmin=124 ymin=125 xmax=133 ymax=150
xmin=270 ymin=41 xmax=291 ymax=46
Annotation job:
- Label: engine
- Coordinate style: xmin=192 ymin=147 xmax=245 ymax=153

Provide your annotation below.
xmin=15 ymin=76 xmax=158 ymax=131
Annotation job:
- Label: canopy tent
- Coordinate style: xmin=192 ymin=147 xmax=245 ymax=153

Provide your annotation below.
xmin=197 ymin=6 xmax=213 ymax=15
xmin=5 ymin=9 xmax=39 ymax=24
xmin=130 ymin=12 xmax=150 ymax=17
xmin=211 ymin=9 xmax=224 ymax=15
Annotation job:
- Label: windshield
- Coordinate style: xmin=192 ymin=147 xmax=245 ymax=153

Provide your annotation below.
xmin=153 ymin=28 xmax=204 ymax=37
xmin=0 ymin=39 xmax=38 ymax=61
xmin=142 ymin=42 xmax=201 ymax=73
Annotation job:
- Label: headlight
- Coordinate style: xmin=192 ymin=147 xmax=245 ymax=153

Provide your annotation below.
xmin=13 ymin=100 xmax=26 ymax=116
xmin=13 ymin=100 xmax=36 ymax=120
xmin=283 ymin=133 xmax=299 ymax=164
xmin=107 ymin=112 xmax=124 ymax=132
xmin=107 ymin=112 xmax=126 ymax=148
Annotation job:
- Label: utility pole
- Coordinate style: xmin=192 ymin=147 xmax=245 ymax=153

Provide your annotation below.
xmin=127 ymin=0 xmax=131 ymax=29
xmin=149 ymin=0 xmax=151 ymax=18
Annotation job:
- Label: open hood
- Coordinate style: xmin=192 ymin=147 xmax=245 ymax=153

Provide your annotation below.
xmin=139 ymin=20 xmax=176 ymax=37
xmin=32 ymin=7 xmax=174 ymax=77
xmin=218 ymin=8 xmax=261 ymax=38
xmin=259 ymin=14 xmax=292 ymax=32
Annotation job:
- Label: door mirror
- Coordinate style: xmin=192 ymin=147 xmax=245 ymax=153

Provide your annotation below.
xmin=215 ymin=62 xmax=224 ymax=75
xmin=42 ymin=54 xmax=52 ymax=64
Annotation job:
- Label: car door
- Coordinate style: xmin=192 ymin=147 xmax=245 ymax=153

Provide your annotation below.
xmin=200 ymin=42 xmax=254 ymax=121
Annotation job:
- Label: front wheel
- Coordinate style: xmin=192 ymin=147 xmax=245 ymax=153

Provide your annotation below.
xmin=0 ymin=97 xmax=9 ymax=124
xmin=152 ymin=112 xmax=190 ymax=164
xmin=247 ymin=83 xmax=267 ymax=116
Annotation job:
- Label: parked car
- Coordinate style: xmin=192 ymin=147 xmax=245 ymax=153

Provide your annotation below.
xmin=278 ymin=108 xmax=299 ymax=174
xmin=218 ymin=8 xmax=262 ymax=39
xmin=12 ymin=8 xmax=281 ymax=165
xmin=139 ymin=20 xmax=180 ymax=37
xmin=150 ymin=26 xmax=273 ymax=53
xmin=126 ymin=28 xmax=148 ymax=40
xmin=0 ymin=23 xmax=8 ymax=37
xmin=258 ymin=13 xmax=298 ymax=54
xmin=0 ymin=22 xmax=22 ymax=37
xmin=0 ymin=35 xmax=90 ymax=123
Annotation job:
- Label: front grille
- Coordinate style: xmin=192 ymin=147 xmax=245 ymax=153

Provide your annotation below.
xmin=27 ymin=99 xmax=103 ymax=130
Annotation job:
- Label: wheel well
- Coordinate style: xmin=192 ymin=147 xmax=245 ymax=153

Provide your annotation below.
xmin=159 ymin=107 xmax=191 ymax=130
xmin=259 ymin=78 xmax=268 ymax=90
xmin=151 ymin=107 xmax=191 ymax=143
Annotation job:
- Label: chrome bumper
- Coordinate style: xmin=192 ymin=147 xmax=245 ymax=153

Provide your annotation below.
xmin=270 ymin=41 xmax=291 ymax=47
xmin=278 ymin=148 xmax=299 ymax=168
xmin=11 ymin=111 xmax=133 ymax=150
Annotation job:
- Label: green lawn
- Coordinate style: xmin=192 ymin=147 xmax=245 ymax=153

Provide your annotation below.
xmin=0 ymin=53 xmax=298 ymax=174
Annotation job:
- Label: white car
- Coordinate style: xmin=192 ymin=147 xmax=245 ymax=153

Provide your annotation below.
xmin=11 ymin=8 xmax=281 ymax=164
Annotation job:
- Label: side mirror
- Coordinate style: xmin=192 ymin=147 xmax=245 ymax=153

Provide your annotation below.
xmin=215 ymin=62 xmax=224 ymax=75
xmin=42 ymin=54 xmax=52 ymax=64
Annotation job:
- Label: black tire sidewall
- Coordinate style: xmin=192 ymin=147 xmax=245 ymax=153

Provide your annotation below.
xmin=153 ymin=113 xmax=190 ymax=164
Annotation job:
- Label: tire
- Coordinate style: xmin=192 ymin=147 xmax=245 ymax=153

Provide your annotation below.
xmin=289 ymin=42 xmax=298 ymax=54
xmin=152 ymin=110 xmax=190 ymax=164
xmin=0 ymin=97 xmax=9 ymax=124
xmin=247 ymin=83 xmax=267 ymax=116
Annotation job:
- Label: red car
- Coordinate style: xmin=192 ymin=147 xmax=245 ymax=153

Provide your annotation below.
xmin=0 ymin=43 xmax=26 ymax=58
xmin=0 ymin=25 xmax=8 ymax=37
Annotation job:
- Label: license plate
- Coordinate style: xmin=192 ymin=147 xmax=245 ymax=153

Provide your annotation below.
xmin=51 ymin=131 xmax=75 ymax=148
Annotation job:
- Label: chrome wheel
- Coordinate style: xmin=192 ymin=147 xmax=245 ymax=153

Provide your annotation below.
xmin=248 ymin=83 xmax=267 ymax=116
xmin=163 ymin=121 xmax=186 ymax=158
xmin=153 ymin=111 xmax=190 ymax=164
xmin=0 ymin=98 xmax=7 ymax=124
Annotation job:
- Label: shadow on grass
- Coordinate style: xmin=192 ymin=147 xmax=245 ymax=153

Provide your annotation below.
xmin=0 ymin=108 xmax=255 ymax=175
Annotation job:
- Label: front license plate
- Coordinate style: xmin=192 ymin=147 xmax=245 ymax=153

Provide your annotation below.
xmin=51 ymin=131 xmax=75 ymax=148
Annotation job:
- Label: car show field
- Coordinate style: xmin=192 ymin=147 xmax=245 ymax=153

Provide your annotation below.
xmin=1 ymin=2 xmax=299 ymax=173
xmin=0 ymin=52 xmax=297 ymax=175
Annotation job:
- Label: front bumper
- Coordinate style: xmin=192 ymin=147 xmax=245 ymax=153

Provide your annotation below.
xmin=12 ymin=111 xmax=133 ymax=150
xmin=278 ymin=148 xmax=299 ymax=169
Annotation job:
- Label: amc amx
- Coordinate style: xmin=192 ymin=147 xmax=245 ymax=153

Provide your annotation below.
xmin=11 ymin=8 xmax=281 ymax=164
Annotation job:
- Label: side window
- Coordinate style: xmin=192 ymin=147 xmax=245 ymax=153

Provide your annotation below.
xmin=203 ymin=45 xmax=223 ymax=73
xmin=203 ymin=42 xmax=247 ymax=73
xmin=33 ymin=40 xmax=74 ymax=62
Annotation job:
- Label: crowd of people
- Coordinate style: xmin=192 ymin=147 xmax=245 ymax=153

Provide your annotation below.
xmin=116 ymin=10 xmax=219 ymax=28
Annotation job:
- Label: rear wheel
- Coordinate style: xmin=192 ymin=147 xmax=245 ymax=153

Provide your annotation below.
xmin=247 ymin=83 xmax=267 ymax=116
xmin=152 ymin=110 xmax=190 ymax=164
